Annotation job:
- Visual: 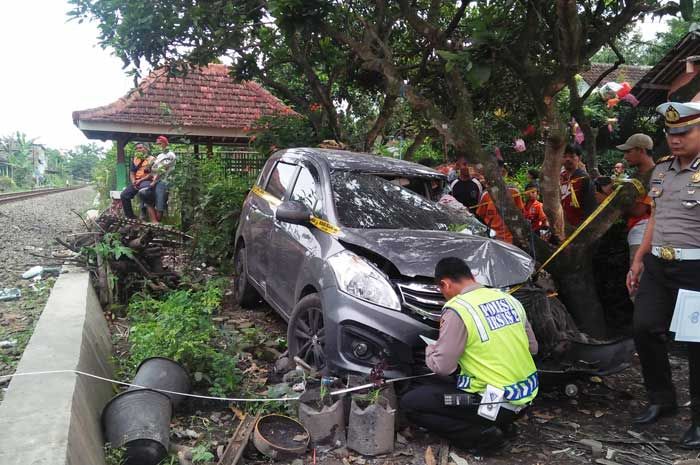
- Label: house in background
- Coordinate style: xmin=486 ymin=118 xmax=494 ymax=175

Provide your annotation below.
xmin=631 ymin=31 xmax=700 ymax=107
xmin=72 ymin=64 xmax=294 ymax=189
xmin=580 ymin=63 xmax=652 ymax=90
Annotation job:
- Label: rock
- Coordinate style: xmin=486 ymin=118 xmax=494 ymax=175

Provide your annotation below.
xmin=183 ymin=429 xmax=200 ymax=439
xmin=449 ymin=451 xmax=470 ymax=465
xmin=0 ymin=340 xmax=17 ymax=349
xmin=210 ymin=412 xmax=221 ymax=423
xmin=291 ymin=460 xmax=304 ymax=465
xmin=283 ymin=369 xmax=304 ymax=384
xmin=22 ymin=266 xmax=43 ymax=279
xmin=275 ymin=356 xmax=291 ymax=372
xmin=216 ymin=445 xmax=224 ymax=459
xmin=334 ymin=447 xmax=350 ymax=458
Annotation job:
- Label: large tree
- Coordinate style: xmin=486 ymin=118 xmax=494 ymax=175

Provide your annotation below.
xmin=70 ymin=0 xmax=690 ymax=337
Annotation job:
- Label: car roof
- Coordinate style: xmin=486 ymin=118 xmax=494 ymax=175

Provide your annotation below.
xmin=280 ymin=147 xmax=445 ymax=179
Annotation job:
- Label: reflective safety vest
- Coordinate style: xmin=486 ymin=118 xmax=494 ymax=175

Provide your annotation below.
xmin=446 ymin=287 xmax=538 ymax=405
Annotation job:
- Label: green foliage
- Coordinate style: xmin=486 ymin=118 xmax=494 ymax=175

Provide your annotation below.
xmin=104 ymin=443 xmax=126 ymax=465
xmin=127 ymin=280 xmax=242 ymax=396
xmin=170 ymin=155 xmax=254 ymax=267
xmin=250 ymin=114 xmax=322 ymax=155
xmin=0 ymin=176 xmax=15 ymax=192
xmin=82 ymin=233 xmax=134 ymax=262
xmin=191 ymin=444 xmax=215 ymax=464
xmin=67 ymin=143 xmax=104 ymax=181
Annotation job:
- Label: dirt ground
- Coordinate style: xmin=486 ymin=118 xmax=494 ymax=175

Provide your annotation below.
xmin=0 ymin=186 xmax=96 ymax=401
xmin=156 ymin=290 xmax=700 ymax=465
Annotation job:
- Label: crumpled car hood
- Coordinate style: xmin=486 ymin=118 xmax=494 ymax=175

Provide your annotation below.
xmin=340 ymin=228 xmax=534 ymax=287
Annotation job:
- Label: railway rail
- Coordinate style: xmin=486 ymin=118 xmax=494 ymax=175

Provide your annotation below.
xmin=0 ymin=186 xmax=86 ymax=205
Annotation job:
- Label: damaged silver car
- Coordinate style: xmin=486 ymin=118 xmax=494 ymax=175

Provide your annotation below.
xmin=233 ymin=148 xmax=534 ymax=377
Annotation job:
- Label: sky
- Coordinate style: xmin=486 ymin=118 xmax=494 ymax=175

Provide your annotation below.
xmin=0 ymin=0 xmax=133 ymax=151
xmin=0 ymin=2 xmax=671 ymax=151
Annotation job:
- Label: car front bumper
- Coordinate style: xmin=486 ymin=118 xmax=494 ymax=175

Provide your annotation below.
xmin=320 ymin=287 xmax=439 ymax=378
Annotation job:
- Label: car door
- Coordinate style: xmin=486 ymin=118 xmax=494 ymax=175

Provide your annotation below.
xmin=246 ymin=159 xmax=298 ymax=294
xmin=267 ymin=163 xmax=324 ymax=315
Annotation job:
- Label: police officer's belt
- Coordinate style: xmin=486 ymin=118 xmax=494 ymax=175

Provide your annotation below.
xmin=652 ymin=246 xmax=700 ymax=261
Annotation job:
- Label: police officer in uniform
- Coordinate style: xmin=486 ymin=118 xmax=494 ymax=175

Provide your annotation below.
xmin=401 ymin=257 xmax=538 ymax=451
xmin=627 ymin=102 xmax=700 ymax=447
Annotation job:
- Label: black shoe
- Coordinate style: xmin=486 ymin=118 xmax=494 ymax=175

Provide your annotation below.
xmin=501 ymin=422 xmax=518 ymax=439
xmin=631 ymin=404 xmax=677 ymax=425
xmin=472 ymin=426 xmax=504 ymax=454
xmin=681 ymin=425 xmax=700 ymax=449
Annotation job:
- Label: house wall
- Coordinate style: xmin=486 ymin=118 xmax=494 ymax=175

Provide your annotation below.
xmin=669 ymin=67 xmax=700 ymax=102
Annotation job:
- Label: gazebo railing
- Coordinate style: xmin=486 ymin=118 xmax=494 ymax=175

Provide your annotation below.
xmin=174 ymin=150 xmax=268 ymax=180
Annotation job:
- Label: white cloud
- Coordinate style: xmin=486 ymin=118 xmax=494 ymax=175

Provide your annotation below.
xmin=0 ymin=0 xmax=133 ymax=150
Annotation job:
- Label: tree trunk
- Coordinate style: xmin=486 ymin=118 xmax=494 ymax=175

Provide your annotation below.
xmin=365 ymin=93 xmax=398 ymax=151
xmin=539 ymin=99 xmax=567 ymax=241
xmin=403 ymin=128 xmax=436 ymax=161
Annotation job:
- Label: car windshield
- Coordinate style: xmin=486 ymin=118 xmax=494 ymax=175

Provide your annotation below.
xmin=331 ymin=171 xmax=456 ymax=230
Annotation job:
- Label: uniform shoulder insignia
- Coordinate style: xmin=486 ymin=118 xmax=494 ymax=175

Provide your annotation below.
xmin=656 ymin=155 xmax=675 ymax=164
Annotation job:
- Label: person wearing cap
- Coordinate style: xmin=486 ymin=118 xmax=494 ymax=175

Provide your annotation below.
xmin=617 ymin=133 xmax=655 ymax=176
xmin=120 ymin=143 xmax=155 ymax=219
xmin=560 ymin=143 xmax=596 ymax=229
xmin=626 ymin=102 xmax=700 ymax=448
xmin=139 ymin=135 xmax=176 ymax=223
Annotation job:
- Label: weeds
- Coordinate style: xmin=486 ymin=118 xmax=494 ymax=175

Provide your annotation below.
xmin=126 ymin=279 xmax=242 ymax=396
xmin=191 ymin=443 xmax=215 ymax=463
xmin=104 ymin=443 xmax=126 ymax=465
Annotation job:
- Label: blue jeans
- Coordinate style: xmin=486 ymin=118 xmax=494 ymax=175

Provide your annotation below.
xmin=139 ymin=181 xmax=169 ymax=213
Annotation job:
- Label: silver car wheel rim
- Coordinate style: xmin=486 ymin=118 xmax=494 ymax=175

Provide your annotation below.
xmin=295 ymin=306 xmax=325 ymax=369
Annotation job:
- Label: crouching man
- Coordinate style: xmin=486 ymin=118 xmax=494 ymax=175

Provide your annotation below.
xmin=400 ymin=257 xmax=539 ymax=451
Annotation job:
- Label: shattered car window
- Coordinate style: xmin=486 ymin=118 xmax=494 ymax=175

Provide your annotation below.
xmin=332 ymin=171 xmax=458 ymax=230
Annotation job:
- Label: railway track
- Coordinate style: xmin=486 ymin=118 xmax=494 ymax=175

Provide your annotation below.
xmin=0 ymin=186 xmax=86 ymax=205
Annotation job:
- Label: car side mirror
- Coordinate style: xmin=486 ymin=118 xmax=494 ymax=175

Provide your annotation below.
xmin=275 ymin=200 xmax=312 ymax=225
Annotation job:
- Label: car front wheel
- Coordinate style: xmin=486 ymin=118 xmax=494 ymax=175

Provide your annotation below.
xmin=287 ymin=293 xmax=326 ymax=370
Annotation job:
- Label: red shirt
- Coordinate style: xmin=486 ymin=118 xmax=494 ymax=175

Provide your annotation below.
xmin=524 ymin=199 xmax=548 ymax=231
xmin=560 ymin=169 xmax=593 ymax=226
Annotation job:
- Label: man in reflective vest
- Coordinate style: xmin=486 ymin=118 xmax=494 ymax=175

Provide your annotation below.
xmin=400 ymin=257 xmax=538 ymax=451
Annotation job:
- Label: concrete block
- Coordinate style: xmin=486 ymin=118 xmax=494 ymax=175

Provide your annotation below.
xmin=0 ymin=268 xmax=113 ymax=465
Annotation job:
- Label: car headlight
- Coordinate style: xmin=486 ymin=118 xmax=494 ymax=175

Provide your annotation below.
xmin=328 ymin=250 xmax=401 ymax=311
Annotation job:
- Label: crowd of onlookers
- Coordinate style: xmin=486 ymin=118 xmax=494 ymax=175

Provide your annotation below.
xmin=428 ymin=132 xmax=655 ymax=258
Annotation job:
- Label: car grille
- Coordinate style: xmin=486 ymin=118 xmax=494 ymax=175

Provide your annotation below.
xmin=396 ymin=282 xmax=445 ymax=324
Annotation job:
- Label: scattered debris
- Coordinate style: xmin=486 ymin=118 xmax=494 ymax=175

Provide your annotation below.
xmin=449 ymin=451 xmax=470 ymax=465
xmin=217 ymin=413 xmax=260 ymax=465
xmin=21 ymin=266 xmax=44 ymax=279
xmin=0 ymin=288 xmax=21 ymax=301
xmin=0 ymin=340 xmax=17 ymax=349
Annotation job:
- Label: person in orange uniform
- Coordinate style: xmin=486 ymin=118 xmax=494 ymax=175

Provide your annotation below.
xmin=523 ymin=182 xmax=548 ymax=233
xmin=476 ymin=161 xmax=525 ymax=243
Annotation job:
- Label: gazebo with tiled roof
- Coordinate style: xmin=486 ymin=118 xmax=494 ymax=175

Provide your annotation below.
xmin=73 ymin=63 xmax=293 ymax=189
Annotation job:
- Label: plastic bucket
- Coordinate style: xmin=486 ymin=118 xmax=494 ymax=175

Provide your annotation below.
xmin=130 ymin=357 xmax=191 ymax=407
xmin=102 ymin=389 xmax=172 ymax=465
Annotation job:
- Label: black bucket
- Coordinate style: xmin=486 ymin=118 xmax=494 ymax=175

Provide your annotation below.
xmin=102 ymin=389 xmax=172 ymax=465
xmin=130 ymin=357 xmax=191 ymax=407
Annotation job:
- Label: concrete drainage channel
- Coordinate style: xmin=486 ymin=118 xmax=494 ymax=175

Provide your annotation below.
xmin=0 ymin=267 xmax=113 ymax=465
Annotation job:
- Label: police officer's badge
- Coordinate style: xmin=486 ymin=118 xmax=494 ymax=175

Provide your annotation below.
xmin=666 ymin=105 xmax=681 ymax=123
xmin=692 ymin=171 xmax=700 ymax=183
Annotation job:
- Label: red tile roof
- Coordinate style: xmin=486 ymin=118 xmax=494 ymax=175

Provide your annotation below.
xmin=580 ymin=63 xmax=652 ymax=87
xmin=73 ymin=64 xmax=294 ymax=131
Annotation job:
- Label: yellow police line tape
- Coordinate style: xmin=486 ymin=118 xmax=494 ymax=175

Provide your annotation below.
xmin=251 ymin=185 xmax=341 ymax=235
xmin=508 ymin=178 xmax=645 ymax=295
